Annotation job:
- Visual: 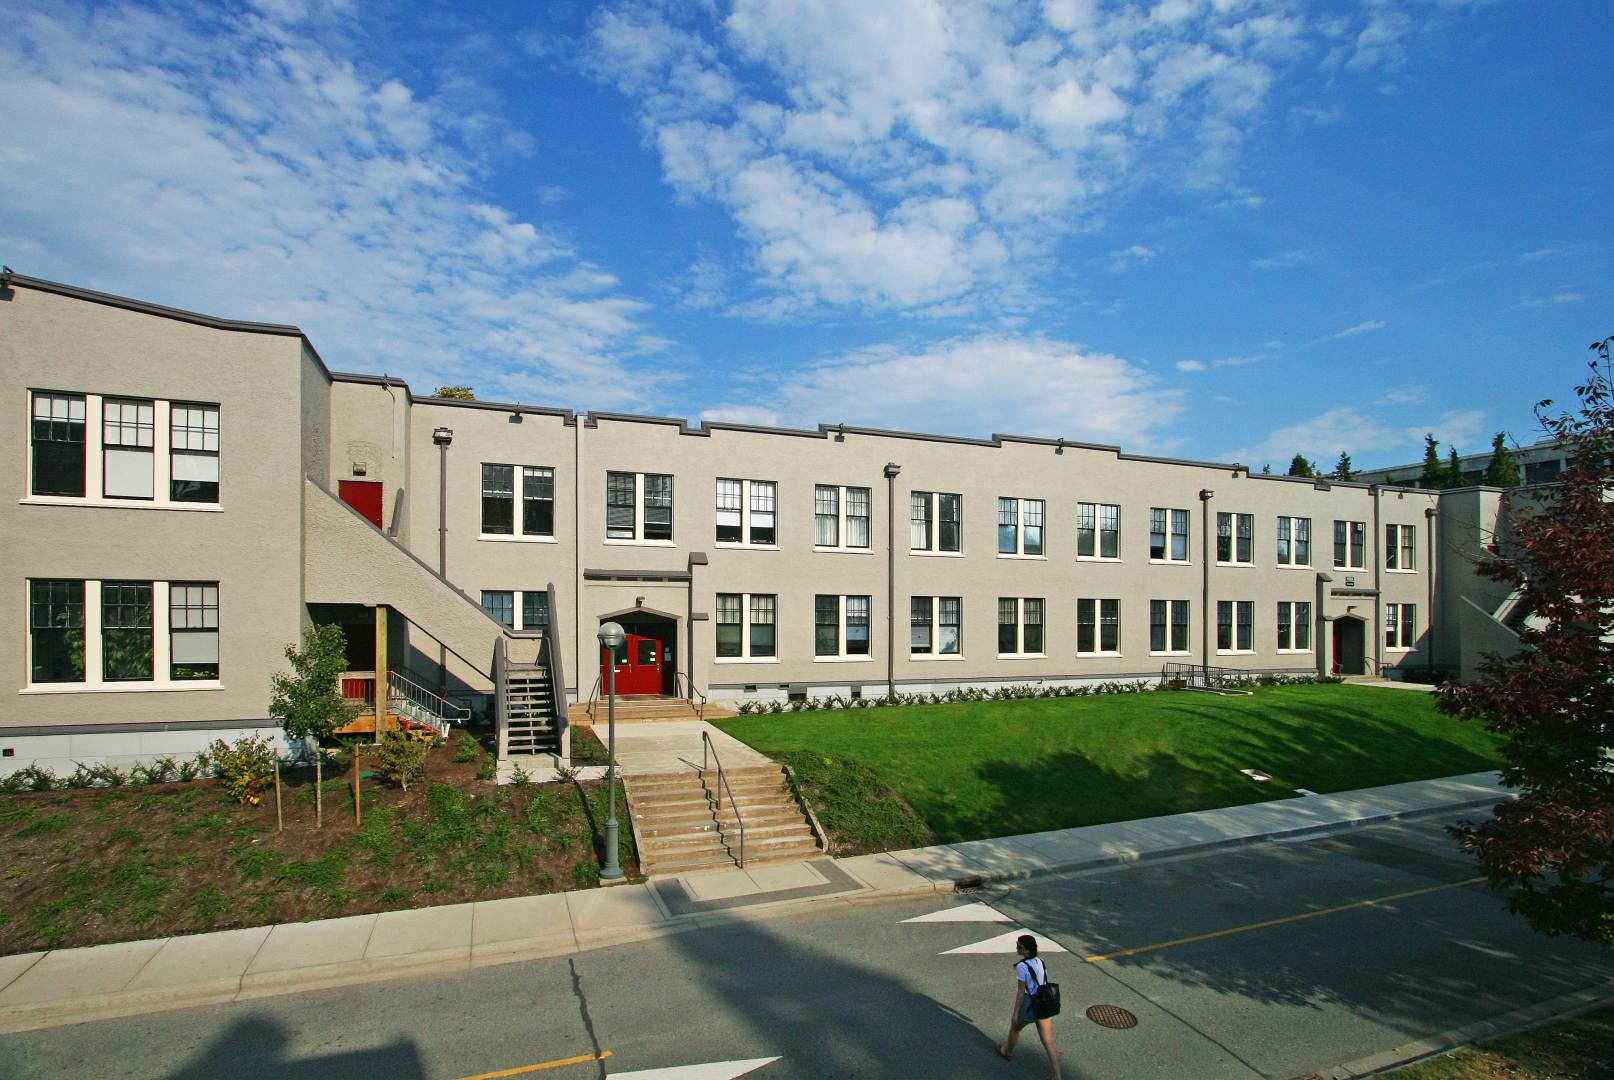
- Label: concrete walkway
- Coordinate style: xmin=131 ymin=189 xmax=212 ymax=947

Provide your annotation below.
xmin=608 ymin=719 xmax=773 ymax=777
xmin=0 ymin=770 xmax=1510 ymax=1033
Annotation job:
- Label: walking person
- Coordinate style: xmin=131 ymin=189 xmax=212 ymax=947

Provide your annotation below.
xmin=995 ymin=934 xmax=1062 ymax=1078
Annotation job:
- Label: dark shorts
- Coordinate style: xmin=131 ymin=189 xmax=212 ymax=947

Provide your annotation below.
xmin=1016 ymin=996 xmax=1038 ymax=1026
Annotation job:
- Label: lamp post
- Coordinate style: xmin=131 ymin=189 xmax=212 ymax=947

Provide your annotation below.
xmin=596 ymin=621 xmax=626 ymax=881
xmin=431 ymin=426 xmax=453 ymax=699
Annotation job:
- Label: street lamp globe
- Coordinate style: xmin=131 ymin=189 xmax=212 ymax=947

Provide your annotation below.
xmin=597 ymin=622 xmax=625 ymax=649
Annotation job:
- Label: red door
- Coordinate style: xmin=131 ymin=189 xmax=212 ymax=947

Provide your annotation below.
xmin=339 ymin=480 xmax=384 ymax=529
xmin=601 ymin=633 xmax=664 ymax=695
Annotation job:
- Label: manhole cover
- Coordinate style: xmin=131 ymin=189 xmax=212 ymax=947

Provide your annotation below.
xmin=1085 ymin=1004 xmax=1138 ymax=1030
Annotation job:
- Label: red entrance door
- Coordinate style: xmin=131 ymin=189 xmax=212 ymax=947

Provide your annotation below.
xmin=602 ymin=633 xmax=664 ymax=695
xmin=339 ymin=480 xmax=384 ymax=528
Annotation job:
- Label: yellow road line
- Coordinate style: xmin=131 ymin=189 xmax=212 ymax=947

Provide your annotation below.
xmin=456 ymin=1050 xmax=613 ymax=1080
xmin=1083 ymin=876 xmax=1486 ymax=963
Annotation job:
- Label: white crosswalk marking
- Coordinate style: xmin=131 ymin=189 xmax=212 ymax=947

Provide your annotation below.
xmin=610 ymin=1056 xmax=781 ymax=1079
xmin=900 ymin=902 xmax=1013 ymax=924
xmin=941 ymin=929 xmax=1069 ymax=955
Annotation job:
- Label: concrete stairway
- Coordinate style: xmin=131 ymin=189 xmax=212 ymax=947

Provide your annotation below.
xmin=575 ymin=696 xmax=736 ymax=725
xmin=627 ymin=764 xmax=822 ymax=877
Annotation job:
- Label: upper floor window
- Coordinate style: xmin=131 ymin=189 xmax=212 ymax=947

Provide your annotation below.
xmin=1076 ymin=598 xmax=1121 ymax=655
xmin=1333 ymin=520 xmax=1366 ymax=570
xmin=815 ymin=595 xmax=871 ymax=658
xmin=910 ymin=596 xmax=962 ymax=656
xmin=1216 ymin=600 xmax=1254 ymax=652
xmin=606 ymin=471 xmax=674 ymax=542
xmin=716 ymin=479 xmax=777 ymax=546
xmin=911 ymin=492 xmax=962 ymax=553
xmin=481 ymin=590 xmax=515 ymax=627
xmin=814 ymin=484 xmax=871 ymax=550
xmin=1150 ymin=508 xmax=1190 ymax=562
xmin=481 ymin=589 xmax=549 ymax=632
xmin=716 ymin=593 xmax=776 ymax=659
xmin=998 ymin=498 xmax=1044 ymax=556
xmin=1216 ymin=512 xmax=1253 ymax=565
xmin=998 ymin=597 xmax=1045 ymax=656
xmin=1385 ymin=524 xmax=1416 ymax=571
xmin=482 ymin=465 xmax=516 ymax=535
xmin=29 ymin=391 xmax=221 ymax=507
xmin=1276 ymin=516 xmax=1311 ymax=567
xmin=1077 ymin=502 xmax=1121 ymax=560
xmin=523 ymin=467 xmax=555 ymax=537
xmin=30 ymin=392 xmax=86 ymax=497
xmin=1150 ymin=599 xmax=1191 ymax=653
xmin=1385 ymin=602 xmax=1417 ymax=649
xmin=170 ymin=405 xmax=220 ymax=503
xmin=1276 ymin=601 xmax=1312 ymax=652
xmin=103 ymin=399 xmax=155 ymax=500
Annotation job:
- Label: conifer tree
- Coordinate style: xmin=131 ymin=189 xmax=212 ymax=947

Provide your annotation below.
xmin=1287 ymin=453 xmax=1316 ymax=478
xmin=1332 ymin=451 xmax=1355 ymax=482
xmin=1446 ymin=445 xmax=1466 ymax=488
xmin=1484 ymin=432 xmax=1521 ymax=488
xmin=1418 ymin=433 xmax=1444 ymax=488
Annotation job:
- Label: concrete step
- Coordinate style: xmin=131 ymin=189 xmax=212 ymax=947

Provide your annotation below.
xmin=740 ymin=842 xmax=825 ymax=867
xmin=641 ymin=849 xmax=739 ymax=875
xmin=639 ymin=831 xmax=730 ymax=855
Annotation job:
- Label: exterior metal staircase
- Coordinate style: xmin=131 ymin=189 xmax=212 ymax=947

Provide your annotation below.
xmin=502 ymin=662 xmax=560 ymax=755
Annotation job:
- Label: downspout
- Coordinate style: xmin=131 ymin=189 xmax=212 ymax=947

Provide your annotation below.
xmin=1199 ymin=488 xmax=1214 ymax=679
xmin=1372 ymin=485 xmax=1383 ymax=677
xmin=1315 ymin=573 xmax=1332 ymax=677
xmin=1425 ymin=504 xmax=1437 ymax=676
xmin=884 ymin=463 xmax=902 ymax=698
xmin=687 ymin=552 xmax=708 ymax=694
xmin=575 ymin=416 xmax=584 ymax=706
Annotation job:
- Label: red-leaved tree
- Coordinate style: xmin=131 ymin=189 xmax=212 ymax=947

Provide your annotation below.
xmin=1439 ymin=336 xmax=1614 ymax=943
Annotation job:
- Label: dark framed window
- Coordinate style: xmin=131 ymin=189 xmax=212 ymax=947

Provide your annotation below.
xmin=1294 ymin=601 xmax=1311 ymax=650
xmin=717 ymin=479 xmax=743 ymax=543
xmin=1099 ymin=504 xmax=1120 ymax=558
xmin=750 ymin=481 xmax=776 ymax=545
xmin=1150 ymin=508 xmax=1168 ymax=560
xmin=1277 ymin=516 xmax=1311 ymax=566
xmin=30 ymin=579 xmax=84 ymax=683
xmin=910 ymin=492 xmax=933 ymax=551
xmin=643 ymin=473 xmax=673 ymax=541
xmin=1078 ymin=598 xmax=1096 ymax=654
xmin=716 ymin=594 xmax=742 ymax=657
xmin=846 ymin=487 xmax=870 ymax=547
xmin=910 ymin=596 xmax=933 ymax=654
xmin=1278 ymin=601 xmax=1312 ymax=651
xmin=522 ymin=591 xmax=550 ymax=632
xmin=1153 ymin=599 xmax=1190 ymax=651
xmin=101 ymin=580 xmax=153 ymax=681
xmin=938 ymin=597 xmax=961 ymax=654
xmin=998 ymin=597 xmax=1018 ymax=654
xmin=1171 ymin=509 xmax=1189 ymax=561
xmin=102 ymin=398 xmax=154 ymax=500
xmin=1171 ymin=599 xmax=1190 ymax=651
xmin=938 ymin=494 xmax=961 ymax=552
xmin=1077 ymin=503 xmax=1096 ymax=557
xmin=846 ymin=596 xmax=870 ymax=655
xmin=30 ymin=392 xmax=86 ymax=497
xmin=522 ymin=467 xmax=554 ymax=536
xmin=1023 ymin=501 xmax=1044 ymax=556
xmin=1099 ymin=599 xmax=1120 ymax=652
xmin=170 ymin=403 xmax=220 ymax=503
xmin=814 ymin=485 xmax=838 ymax=546
xmin=1023 ymin=598 xmax=1044 ymax=653
xmin=1218 ymin=600 xmax=1233 ymax=650
xmin=482 ymin=464 xmax=515 ymax=535
xmin=749 ymin=594 xmax=776 ymax=658
xmin=170 ymin=582 xmax=220 ymax=680
xmin=481 ymin=591 xmax=514 ymax=627
xmin=816 ymin=595 xmax=839 ymax=657
xmin=1150 ymin=599 xmax=1167 ymax=652
xmin=607 ymin=472 xmax=636 ymax=539
xmin=1218 ymin=513 xmax=1251 ymax=563
xmin=998 ymin=498 xmax=1018 ymax=554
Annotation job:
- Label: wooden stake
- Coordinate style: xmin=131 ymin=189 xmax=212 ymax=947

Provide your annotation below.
xmin=274 ymin=758 xmax=283 ymax=832
xmin=353 ymin=747 xmax=362 ymax=827
xmin=315 ymin=753 xmax=323 ymax=830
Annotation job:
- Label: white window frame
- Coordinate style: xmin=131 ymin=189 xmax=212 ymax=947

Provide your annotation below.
xmin=23 ymin=391 xmax=222 ymax=512
xmin=22 ymin=577 xmax=224 ymax=693
xmin=813 ymin=484 xmax=873 ymax=553
xmin=909 ymin=595 xmax=963 ymax=660
xmin=480 ymin=463 xmax=558 ymax=543
xmin=1275 ymin=515 xmax=1312 ymax=568
xmin=604 ymin=471 xmax=676 ymax=546
xmin=1276 ymin=601 xmax=1312 ymax=652
xmin=997 ymin=596 xmax=1046 ymax=658
xmin=1150 ymin=507 xmax=1191 ymax=563
xmin=910 ymin=491 xmax=963 ymax=556
xmin=714 ymin=592 xmax=779 ymax=663
xmin=1149 ymin=599 xmax=1192 ymax=655
xmin=813 ymin=594 xmax=873 ymax=662
xmin=715 ymin=478 xmax=779 ymax=549
xmin=998 ymin=497 xmax=1046 ymax=559
xmin=1216 ymin=512 xmax=1254 ymax=566
xmin=480 ymin=589 xmax=550 ymax=631
xmin=1075 ymin=598 xmax=1122 ymax=656
xmin=1333 ymin=519 xmax=1366 ymax=570
xmin=1385 ymin=523 xmax=1417 ymax=572
xmin=1385 ymin=602 xmax=1417 ymax=650
xmin=1076 ymin=502 xmax=1122 ymax=561
xmin=1216 ymin=599 xmax=1255 ymax=654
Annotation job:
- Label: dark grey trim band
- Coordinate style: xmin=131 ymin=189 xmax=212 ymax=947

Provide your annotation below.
xmin=0 ymin=718 xmax=279 ymax=738
xmin=583 ymin=568 xmax=692 ymax=582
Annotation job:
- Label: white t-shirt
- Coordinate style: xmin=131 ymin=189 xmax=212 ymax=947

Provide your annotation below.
xmin=1016 ymin=957 xmax=1046 ymax=996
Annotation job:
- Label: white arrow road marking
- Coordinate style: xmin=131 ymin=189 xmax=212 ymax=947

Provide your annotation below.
xmin=941 ymin=929 xmax=1069 ymax=956
xmin=901 ymin=902 xmax=1013 ymax=924
xmin=610 ymin=1057 xmax=781 ymax=1079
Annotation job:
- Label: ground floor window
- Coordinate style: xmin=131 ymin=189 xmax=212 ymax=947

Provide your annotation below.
xmin=1385 ymin=603 xmax=1416 ymax=649
xmin=717 ymin=593 xmax=777 ymax=659
xmin=910 ymin=596 xmax=961 ymax=656
xmin=1276 ymin=601 xmax=1312 ymax=651
xmin=29 ymin=579 xmax=84 ymax=683
xmin=1216 ymin=600 xmax=1253 ymax=652
xmin=480 ymin=590 xmax=549 ymax=632
xmin=170 ymin=582 xmax=220 ymax=679
xmin=1150 ymin=599 xmax=1190 ymax=653
xmin=998 ymin=597 xmax=1044 ymax=656
xmin=816 ymin=595 xmax=871 ymax=657
xmin=27 ymin=577 xmax=220 ymax=688
xmin=1076 ymin=598 xmax=1120 ymax=655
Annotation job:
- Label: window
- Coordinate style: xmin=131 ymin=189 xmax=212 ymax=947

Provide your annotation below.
xmin=814 ymin=485 xmax=839 ymax=546
xmin=170 ymin=404 xmax=220 ymax=503
xmin=1385 ymin=603 xmax=1417 ymax=649
xmin=716 ymin=594 xmax=743 ymax=658
xmin=815 ymin=484 xmax=871 ymax=550
xmin=910 ymin=492 xmax=962 ymax=553
xmin=30 ymin=392 xmax=86 ymax=497
xmin=29 ymin=579 xmax=84 ymax=683
xmin=1077 ymin=503 xmax=1121 ymax=559
xmin=482 ymin=465 xmax=515 ymax=535
xmin=715 ymin=593 xmax=778 ymax=660
xmin=816 ymin=595 xmax=872 ymax=658
xmin=522 ymin=467 xmax=555 ymax=536
xmin=605 ymin=472 xmax=674 ymax=541
xmin=1277 ymin=601 xmax=1312 ymax=651
xmin=912 ymin=596 xmax=962 ymax=656
xmin=103 ymin=398 xmax=155 ymax=500
xmin=1151 ymin=508 xmax=1190 ymax=561
xmin=101 ymin=581 xmax=153 ymax=681
xmin=998 ymin=498 xmax=1044 ymax=556
xmin=1217 ymin=600 xmax=1253 ymax=652
xmin=521 ymin=592 xmax=550 ymax=632
xmin=1276 ymin=516 xmax=1312 ymax=566
xmin=998 ymin=499 xmax=1017 ymax=554
xmin=1150 ymin=599 xmax=1191 ymax=653
xmin=716 ymin=479 xmax=776 ymax=546
xmin=606 ymin=472 xmax=636 ymax=539
xmin=481 ymin=590 xmax=515 ymax=627
xmin=1076 ymin=599 xmax=1120 ymax=655
xmin=998 ymin=597 xmax=1044 ymax=655
xmin=170 ymin=583 xmax=220 ymax=680
xmin=1386 ymin=524 xmax=1417 ymax=571
xmin=1216 ymin=513 xmax=1253 ymax=564
xmin=1334 ymin=520 xmax=1366 ymax=570
xmin=847 ymin=488 xmax=870 ymax=548
xmin=749 ymin=594 xmax=775 ymax=657
xmin=910 ymin=597 xmax=932 ymax=655
xmin=644 ymin=474 xmax=673 ymax=541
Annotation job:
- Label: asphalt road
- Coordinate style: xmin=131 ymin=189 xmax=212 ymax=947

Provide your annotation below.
xmin=3 ymin=815 xmax=1611 ymax=1080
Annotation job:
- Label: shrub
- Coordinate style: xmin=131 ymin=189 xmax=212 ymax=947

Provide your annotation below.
xmin=475 ymin=754 xmax=497 ymax=782
xmin=509 ymin=763 xmax=533 ymax=787
xmin=207 ymin=735 xmax=277 ymax=805
xmin=65 ymin=764 xmax=96 ymax=789
xmin=17 ymin=766 xmax=58 ymax=793
xmin=89 ymin=762 xmax=129 ymax=787
xmin=268 ymin=624 xmax=355 ymax=747
xmin=454 ymin=733 xmax=482 ymax=763
xmin=374 ymin=732 xmax=429 ymax=791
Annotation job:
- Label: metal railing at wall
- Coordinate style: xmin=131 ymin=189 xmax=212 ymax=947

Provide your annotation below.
xmin=387 ymin=668 xmax=470 ymax=738
xmin=673 ymin=671 xmax=708 ymax=721
xmin=702 ymin=729 xmax=745 ymax=869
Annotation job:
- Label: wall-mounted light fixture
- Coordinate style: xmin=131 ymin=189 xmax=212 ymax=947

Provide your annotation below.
xmin=432 ymin=426 xmax=454 ymax=446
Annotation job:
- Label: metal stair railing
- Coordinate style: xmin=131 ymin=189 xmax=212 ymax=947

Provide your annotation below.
xmin=585 ymin=676 xmax=602 ymax=720
xmin=673 ymin=672 xmax=708 ymax=721
xmin=702 ymin=729 xmax=745 ymax=869
xmin=386 ymin=668 xmax=470 ymax=739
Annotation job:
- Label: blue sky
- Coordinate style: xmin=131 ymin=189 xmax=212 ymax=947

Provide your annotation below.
xmin=2 ymin=0 xmax=1608 ymax=471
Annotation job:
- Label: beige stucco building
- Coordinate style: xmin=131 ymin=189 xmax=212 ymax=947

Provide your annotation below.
xmin=1 ymin=272 xmax=1527 ymax=775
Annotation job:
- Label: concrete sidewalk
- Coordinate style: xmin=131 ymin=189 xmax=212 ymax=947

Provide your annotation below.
xmin=0 ymin=770 xmax=1509 ymax=1033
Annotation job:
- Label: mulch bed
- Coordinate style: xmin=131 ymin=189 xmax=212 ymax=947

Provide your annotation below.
xmin=0 ymin=738 xmax=639 ymax=956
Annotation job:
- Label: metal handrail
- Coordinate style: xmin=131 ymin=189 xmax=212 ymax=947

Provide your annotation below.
xmin=702 ymin=730 xmax=745 ymax=868
xmin=387 ymin=668 xmax=470 ymax=738
xmin=586 ymin=676 xmax=601 ymax=720
xmin=673 ymin=672 xmax=708 ymax=721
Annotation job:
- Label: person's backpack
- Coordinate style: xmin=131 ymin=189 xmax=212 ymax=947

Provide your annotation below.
xmin=1023 ymin=959 xmax=1062 ymax=1019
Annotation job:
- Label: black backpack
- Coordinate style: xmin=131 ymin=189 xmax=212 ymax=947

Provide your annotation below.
xmin=1022 ymin=959 xmax=1062 ymax=1019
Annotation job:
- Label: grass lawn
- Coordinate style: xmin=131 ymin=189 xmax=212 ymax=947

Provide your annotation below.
xmin=0 ymin=733 xmax=636 ymax=956
xmin=716 ymin=684 xmax=1505 ymax=845
xmin=1391 ymin=1003 xmax=1614 ymax=1079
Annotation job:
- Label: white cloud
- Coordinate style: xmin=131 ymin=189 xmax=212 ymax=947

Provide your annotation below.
xmin=1520 ymin=292 xmax=1584 ymax=307
xmin=1375 ymin=387 xmax=1426 ymax=406
xmin=1176 ymin=359 xmax=1209 ymax=372
xmin=704 ymin=333 xmax=1184 ymax=446
xmin=1518 ymin=247 xmax=1566 ymax=263
xmin=1105 ymin=244 xmax=1158 ymax=271
xmin=1251 ymin=249 xmax=1308 ymax=269
xmin=1228 ymin=404 xmax=1486 ymax=466
xmin=1177 ymin=354 xmax=1262 ymax=373
xmin=1326 ymin=319 xmax=1388 ymax=340
xmin=0 ymin=3 xmax=666 ymax=410
xmin=700 ymin=405 xmax=784 ymax=427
